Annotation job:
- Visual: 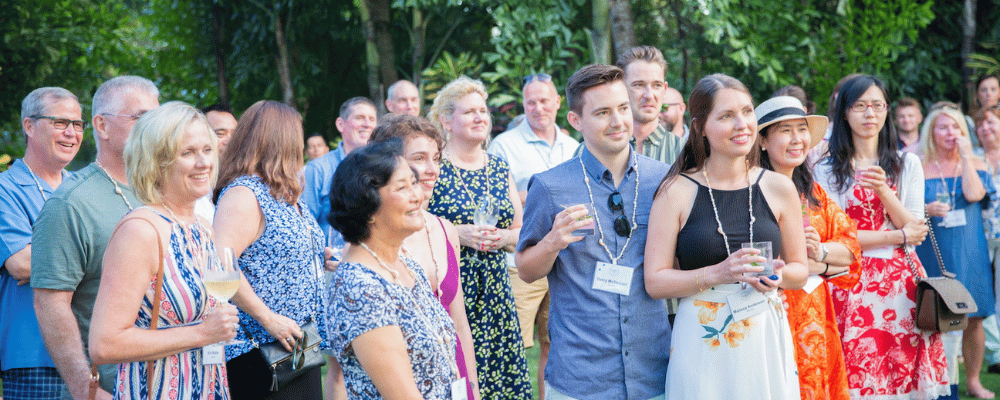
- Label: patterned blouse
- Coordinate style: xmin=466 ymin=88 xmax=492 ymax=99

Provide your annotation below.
xmin=982 ymin=162 xmax=1000 ymax=241
xmin=330 ymin=258 xmax=457 ymax=399
xmin=220 ymin=175 xmax=330 ymax=360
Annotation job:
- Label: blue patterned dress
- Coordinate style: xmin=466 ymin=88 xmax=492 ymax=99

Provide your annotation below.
xmin=220 ymin=176 xmax=330 ymax=360
xmin=115 ymin=210 xmax=229 ymax=400
xmin=428 ymin=156 xmax=531 ymax=399
xmin=330 ymin=258 xmax=457 ymax=399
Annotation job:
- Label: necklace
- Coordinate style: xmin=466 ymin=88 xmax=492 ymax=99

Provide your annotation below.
xmin=934 ymin=160 xmax=959 ymax=205
xmin=94 ymin=162 xmax=134 ymax=211
xmin=421 ymin=213 xmax=445 ymax=298
xmin=359 ymin=242 xmax=411 ymax=285
xmin=701 ymin=166 xmax=754 ymax=256
xmin=23 ymin=162 xmax=50 ymax=201
xmin=578 ymin=151 xmax=639 ymax=264
xmin=446 ymin=155 xmax=493 ymax=210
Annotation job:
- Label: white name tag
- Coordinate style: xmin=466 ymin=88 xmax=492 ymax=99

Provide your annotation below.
xmin=592 ymin=262 xmax=633 ymax=296
xmin=941 ymin=209 xmax=967 ymax=228
xmin=727 ymin=288 xmax=769 ymax=322
xmin=203 ymin=343 xmax=224 ymax=365
xmin=451 ymin=378 xmax=468 ymax=400
xmin=803 ymin=274 xmax=825 ymax=294
xmin=863 ymin=246 xmax=893 ymax=259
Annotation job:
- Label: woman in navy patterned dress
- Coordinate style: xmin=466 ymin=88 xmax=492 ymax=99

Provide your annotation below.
xmin=328 ymin=140 xmax=459 ymax=399
xmin=426 ymin=77 xmax=532 ymax=398
xmin=213 ymin=101 xmax=330 ymax=399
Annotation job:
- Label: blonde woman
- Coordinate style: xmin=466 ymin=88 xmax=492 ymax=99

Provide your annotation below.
xmin=915 ymin=105 xmax=995 ymax=399
xmin=427 ymin=77 xmax=532 ymax=398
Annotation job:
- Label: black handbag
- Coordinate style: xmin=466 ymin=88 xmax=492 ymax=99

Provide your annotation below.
xmin=904 ymin=214 xmax=978 ymax=332
xmin=251 ymin=319 xmax=326 ymax=391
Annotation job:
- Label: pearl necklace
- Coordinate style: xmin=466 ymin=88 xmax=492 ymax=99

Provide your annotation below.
xmin=701 ymin=167 xmax=755 ymax=256
xmin=578 ymin=151 xmax=639 ymax=264
xmin=359 ymin=242 xmax=410 ymax=285
xmin=421 ymin=213 xmax=445 ymax=298
xmin=94 ymin=162 xmax=134 ymax=211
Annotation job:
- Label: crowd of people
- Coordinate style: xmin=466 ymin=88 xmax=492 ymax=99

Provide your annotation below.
xmin=2 ymin=44 xmax=1000 ymax=400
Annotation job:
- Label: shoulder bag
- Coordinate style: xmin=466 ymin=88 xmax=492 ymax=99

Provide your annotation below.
xmin=903 ymin=214 xmax=978 ymax=332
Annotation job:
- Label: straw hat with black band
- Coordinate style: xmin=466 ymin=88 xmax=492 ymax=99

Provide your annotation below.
xmin=755 ymin=96 xmax=828 ymax=148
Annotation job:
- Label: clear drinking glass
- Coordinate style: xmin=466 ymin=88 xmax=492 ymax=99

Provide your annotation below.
xmin=936 ymin=186 xmax=952 ymax=209
xmin=203 ymin=247 xmax=243 ymax=344
xmin=741 ymin=241 xmax=774 ymax=278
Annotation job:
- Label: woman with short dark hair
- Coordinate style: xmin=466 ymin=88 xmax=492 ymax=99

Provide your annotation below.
xmin=328 ymin=140 xmax=459 ymax=398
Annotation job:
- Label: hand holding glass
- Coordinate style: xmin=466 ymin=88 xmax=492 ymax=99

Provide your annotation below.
xmin=741 ymin=242 xmax=774 ymax=278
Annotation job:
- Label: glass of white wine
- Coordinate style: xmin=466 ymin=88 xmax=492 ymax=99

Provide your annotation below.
xmin=203 ymin=247 xmax=242 ymax=344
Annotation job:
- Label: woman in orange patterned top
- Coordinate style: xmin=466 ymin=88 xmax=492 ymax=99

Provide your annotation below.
xmin=756 ymin=96 xmax=861 ymax=400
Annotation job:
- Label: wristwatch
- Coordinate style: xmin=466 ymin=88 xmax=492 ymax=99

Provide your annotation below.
xmin=819 ymin=243 xmax=830 ymax=262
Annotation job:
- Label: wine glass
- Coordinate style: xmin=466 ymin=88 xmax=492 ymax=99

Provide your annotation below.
xmin=474 ymin=196 xmax=500 ymax=227
xmin=203 ymin=247 xmax=242 ymax=344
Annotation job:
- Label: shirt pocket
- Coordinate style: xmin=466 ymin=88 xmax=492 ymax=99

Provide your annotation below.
xmin=635 ymin=211 xmax=650 ymax=230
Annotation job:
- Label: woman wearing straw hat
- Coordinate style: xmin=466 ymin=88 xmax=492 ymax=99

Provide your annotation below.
xmin=756 ymin=95 xmax=860 ymax=400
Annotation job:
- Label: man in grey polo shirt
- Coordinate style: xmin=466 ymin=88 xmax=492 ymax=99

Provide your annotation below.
xmin=517 ymin=64 xmax=670 ymax=400
xmin=488 ymin=73 xmax=578 ymax=397
xmin=32 ymin=76 xmax=159 ymax=399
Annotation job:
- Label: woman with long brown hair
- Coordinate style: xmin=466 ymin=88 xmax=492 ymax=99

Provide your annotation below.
xmin=213 ymin=100 xmax=330 ymax=399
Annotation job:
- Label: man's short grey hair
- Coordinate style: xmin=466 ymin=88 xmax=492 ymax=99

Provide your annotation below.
xmin=21 ymin=87 xmax=80 ymax=129
xmin=386 ymin=80 xmax=416 ymax=101
xmin=92 ymin=76 xmax=159 ymax=117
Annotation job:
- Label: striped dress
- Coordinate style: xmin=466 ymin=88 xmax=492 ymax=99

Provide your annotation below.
xmin=114 ymin=211 xmax=229 ymax=400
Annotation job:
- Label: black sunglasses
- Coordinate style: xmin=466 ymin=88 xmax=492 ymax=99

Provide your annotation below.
xmin=608 ymin=191 xmax=630 ymax=237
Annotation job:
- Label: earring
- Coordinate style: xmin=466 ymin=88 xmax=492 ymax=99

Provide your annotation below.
xmin=760 ymin=146 xmax=766 ymax=152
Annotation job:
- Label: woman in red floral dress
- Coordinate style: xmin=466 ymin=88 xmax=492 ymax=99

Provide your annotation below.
xmin=813 ymin=75 xmax=949 ymax=399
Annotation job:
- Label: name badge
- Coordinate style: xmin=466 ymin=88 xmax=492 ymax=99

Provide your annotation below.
xmin=863 ymin=246 xmax=893 ymax=259
xmin=727 ymin=288 xmax=769 ymax=322
xmin=941 ymin=209 xmax=967 ymax=228
xmin=203 ymin=343 xmax=224 ymax=365
xmin=451 ymin=378 xmax=468 ymax=400
xmin=803 ymin=275 xmax=824 ymax=294
xmin=592 ymin=262 xmax=633 ymax=296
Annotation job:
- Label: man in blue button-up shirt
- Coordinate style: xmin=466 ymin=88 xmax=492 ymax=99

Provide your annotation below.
xmin=516 ymin=64 xmax=671 ymax=400
xmin=1 ymin=87 xmax=84 ymax=398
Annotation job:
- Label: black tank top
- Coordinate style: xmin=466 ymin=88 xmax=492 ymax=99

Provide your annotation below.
xmin=675 ymin=171 xmax=782 ymax=271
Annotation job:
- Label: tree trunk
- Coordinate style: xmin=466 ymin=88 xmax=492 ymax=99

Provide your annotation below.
xmin=370 ymin=0 xmax=397 ymax=98
xmin=210 ymin=3 xmax=230 ymax=106
xmin=609 ymin=0 xmax=634 ymax=61
xmin=356 ymin=0 xmax=384 ymax=109
xmin=411 ymin=8 xmax=426 ymax=89
xmin=962 ymin=0 xmax=977 ymax=112
xmin=591 ymin=0 xmax=610 ymax=64
xmin=274 ymin=15 xmax=295 ymax=109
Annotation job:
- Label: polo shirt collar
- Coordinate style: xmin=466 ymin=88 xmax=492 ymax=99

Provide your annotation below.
xmin=642 ymin=123 xmax=669 ymax=147
xmin=516 ymin=119 xmax=562 ymax=147
xmin=580 ymin=146 xmax=636 ymax=184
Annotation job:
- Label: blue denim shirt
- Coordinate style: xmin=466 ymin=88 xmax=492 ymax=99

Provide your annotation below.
xmin=0 ymin=159 xmax=65 ymax=370
xmin=517 ymin=147 xmax=672 ymax=399
xmin=302 ymin=146 xmax=347 ymax=248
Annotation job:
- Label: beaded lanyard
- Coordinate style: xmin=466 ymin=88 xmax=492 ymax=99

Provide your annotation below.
xmin=578 ymin=152 xmax=639 ymax=264
xmin=701 ymin=168 xmax=754 ymax=256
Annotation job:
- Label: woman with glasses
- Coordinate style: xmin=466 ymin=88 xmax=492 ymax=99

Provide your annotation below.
xmin=813 ymin=75 xmax=949 ymax=399
xmin=644 ymin=74 xmax=808 ymax=399
xmin=916 ymin=105 xmax=995 ymax=399
xmin=426 ymin=76 xmax=531 ymax=398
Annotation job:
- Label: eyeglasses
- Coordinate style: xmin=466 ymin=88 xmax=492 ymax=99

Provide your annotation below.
xmin=608 ymin=191 xmax=630 ymax=237
xmin=849 ymin=101 xmax=888 ymax=113
xmin=30 ymin=115 xmax=87 ymax=131
xmin=661 ymin=103 xmax=683 ymax=112
xmin=101 ymin=112 xmax=146 ymax=121
xmin=522 ymin=73 xmax=552 ymax=87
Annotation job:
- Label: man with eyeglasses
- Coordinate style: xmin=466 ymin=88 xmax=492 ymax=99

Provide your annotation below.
xmin=0 ymin=87 xmax=85 ymax=399
xmin=487 ymin=72 xmax=579 ymax=397
xmin=618 ymin=46 xmax=684 ymax=166
xmin=516 ymin=64 xmax=670 ymax=400
xmin=32 ymin=76 xmax=159 ymax=400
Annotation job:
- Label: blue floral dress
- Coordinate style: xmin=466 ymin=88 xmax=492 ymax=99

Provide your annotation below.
xmin=428 ymin=156 xmax=532 ymax=398
xmin=330 ymin=258 xmax=457 ymax=399
xmin=220 ymin=176 xmax=330 ymax=360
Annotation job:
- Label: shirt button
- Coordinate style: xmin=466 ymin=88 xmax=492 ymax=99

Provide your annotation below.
xmin=623 ymin=317 xmax=629 ymax=323
xmin=625 ymin=351 xmax=630 ymax=357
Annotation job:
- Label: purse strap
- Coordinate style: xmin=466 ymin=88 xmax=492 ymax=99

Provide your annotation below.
xmin=89 ymin=215 xmax=166 ymax=400
xmin=903 ymin=213 xmax=952 ymax=284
